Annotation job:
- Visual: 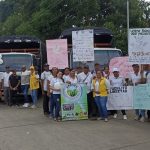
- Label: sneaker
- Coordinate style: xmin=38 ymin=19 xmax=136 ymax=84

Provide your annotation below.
xmin=104 ymin=118 xmax=108 ymax=122
xmin=97 ymin=117 xmax=102 ymax=120
xmin=113 ymin=114 xmax=117 ymax=119
xmin=31 ymin=105 xmax=36 ymax=109
xmin=134 ymin=116 xmax=139 ymax=121
xmin=139 ymin=117 xmax=145 ymax=122
xmin=23 ymin=103 xmax=30 ymax=108
xmin=123 ymin=115 xmax=127 ymax=120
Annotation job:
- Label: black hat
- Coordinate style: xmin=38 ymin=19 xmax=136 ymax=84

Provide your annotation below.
xmin=132 ymin=64 xmax=139 ymax=67
xmin=5 ymin=65 xmax=10 ymax=68
xmin=44 ymin=63 xmax=49 ymax=66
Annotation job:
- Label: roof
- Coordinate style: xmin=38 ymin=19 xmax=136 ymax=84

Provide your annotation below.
xmin=0 ymin=35 xmax=40 ymax=43
xmin=60 ymin=27 xmax=113 ymax=38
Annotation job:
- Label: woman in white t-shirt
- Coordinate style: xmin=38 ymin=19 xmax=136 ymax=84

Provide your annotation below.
xmin=50 ymin=71 xmax=63 ymax=121
xmin=65 ymin=69 xmax=78 ymax=84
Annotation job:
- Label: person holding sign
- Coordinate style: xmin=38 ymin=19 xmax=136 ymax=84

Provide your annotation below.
xmin=109 ymin=68 xmax=127 ymax=120
xmin=77 ymin=65 xmax=94 ymax=118
xmin=91 ymin=71 xmax=110 ymax=122
xmin=129 ymin=64 xmax=145 ymax=122
xmin=50 ymin=71 xmax=63 ymax=121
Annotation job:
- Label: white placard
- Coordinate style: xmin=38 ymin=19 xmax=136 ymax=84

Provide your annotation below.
xmin=107 ymin=86 xmax=133 ymax=110
xmin=72 ymin=29 xmax=94 ymax=62
xmin=128 ymin=28 xmax=150 ymax=64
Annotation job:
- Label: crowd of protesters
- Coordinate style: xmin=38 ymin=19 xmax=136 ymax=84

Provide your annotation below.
xmin=0 ymin=63 xmax=150 ymax=122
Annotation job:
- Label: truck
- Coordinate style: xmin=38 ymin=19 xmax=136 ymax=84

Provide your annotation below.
xmin=59 ymin=27 xmax=123 ymax=70
xmin=0 ymin=35 xmax=47 ymax=74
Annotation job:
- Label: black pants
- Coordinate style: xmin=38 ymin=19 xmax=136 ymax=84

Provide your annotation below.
xmin=111 ymin=110 xmax=126 ymax=115
xmin=43 ymin=91 xmax=49 ymax=114
xmin=87 ymin=92 xmax=98 ymax=117
xmin=9 ymin=90 xmax=18 ymax=105
xmin=147 ymin=110 xmax=150 ymax=119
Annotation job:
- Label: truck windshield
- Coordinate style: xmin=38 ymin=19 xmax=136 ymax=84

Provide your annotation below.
xmin=0 ymin=54 xmax=32 ymax=72
xmin=72 ymin=50 xmax=122 ymax=70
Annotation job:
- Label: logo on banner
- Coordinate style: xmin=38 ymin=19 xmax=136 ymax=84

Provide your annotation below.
xmin=62 ymin=84 xmax=82 ymax=101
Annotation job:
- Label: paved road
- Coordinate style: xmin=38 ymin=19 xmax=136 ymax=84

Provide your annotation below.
xmin=0 ymin=101 xmax=150 ymax=150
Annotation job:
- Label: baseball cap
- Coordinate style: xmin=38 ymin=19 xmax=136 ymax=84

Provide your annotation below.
xmin=44 ymin=63 xmax=49 ymax=66
xmin=113 ymin=67 xmax=119 ymax=72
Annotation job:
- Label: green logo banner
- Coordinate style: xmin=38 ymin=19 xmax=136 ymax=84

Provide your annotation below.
xmin=61 ymin=83 xmax=88 ymax=121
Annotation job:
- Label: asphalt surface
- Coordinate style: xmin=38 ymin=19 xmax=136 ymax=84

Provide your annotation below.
xmin=0 ymin=100 xmax=150 ymax=150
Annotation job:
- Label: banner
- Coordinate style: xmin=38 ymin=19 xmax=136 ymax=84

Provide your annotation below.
xmin=133 ymin=84 xmax=150 ymax=110
xmin=72 ymin=29 xmax=94 ymax=62
xmin=128 ymin=28 xmax=150 ymax=64
xmin=46 ymin=39 xmax=68 ymax=69
xmin=109 ymin=56 xmax=133 ymax=78
xmin=61 ymin=83 xmax=88 ymax=121
xmin=107 ymin=86 xmax=133 ymax=110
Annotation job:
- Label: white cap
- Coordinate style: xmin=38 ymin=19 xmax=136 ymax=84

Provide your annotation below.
xmin=112 ymin=67 xmax=119 ymax=72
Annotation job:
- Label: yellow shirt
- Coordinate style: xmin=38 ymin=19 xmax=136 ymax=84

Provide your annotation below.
xmin=30 ymin=73 xmax=39 ymax=90
xmin=92 ymin=77 xmax=108 ymax=97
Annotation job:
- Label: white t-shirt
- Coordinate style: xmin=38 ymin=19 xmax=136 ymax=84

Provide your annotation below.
xmin=3 ymin=72 xmax=12 ymax=87
xmin=21 ymin=70 xmax=30 ymax=85
xmin=77 ymin=72 xmax=93 ymax=93
xmin=50 ymin=78 xmax=63 ymax=94
xmin=63 ymin=74 xmax=69 ymax=82
xmin=129 ymin=72 xmax=142 ymax=85
xmin=109 ymin=76 xmax=125 ymax=87
xmin=65 ymin=76 xmax=78 ymax=84
xmin=41 ymin=71 xmax=52 ymax=91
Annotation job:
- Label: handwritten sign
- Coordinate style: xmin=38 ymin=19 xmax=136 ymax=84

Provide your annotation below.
xmin=133 ymin=84 xmax=150 ymax=110
xmin=107 ymin=86 xmax=133 ymax=110
xmin=109 ymin=56 xmax=133 ymax=78
xmin=72 ymin=29 xmax=94 ymax=62
xmin=128 ymin=28 xmax=150 ymax=64
xmin=46 ymin=39 xmax=68 ymax=69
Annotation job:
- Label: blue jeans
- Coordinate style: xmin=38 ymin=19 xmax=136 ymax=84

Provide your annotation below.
xmin=135 ymin=109 xmax=145 ymax=117
xmin=50 ymin=94 xmax=55 ymax=117
xmin=95 ymin=96 xmax=108 ymax=119
xmin=52 ymin=94 xmax=61 ymax=118
xmin=30 ymin=90 xmax=38 ymax=105
xmin=21 ymin=85 xmax=29 ymax=103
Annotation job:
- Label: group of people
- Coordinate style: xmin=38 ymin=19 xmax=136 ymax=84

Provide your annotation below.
xmin=0 ymin=63 xmax=150 ymax=122
xmin=0 ymin=65 xmax=39 ymax=108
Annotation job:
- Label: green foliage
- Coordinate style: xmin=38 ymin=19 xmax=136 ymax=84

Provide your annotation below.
xmin=0 ymin=0 xmax=150 ymax=53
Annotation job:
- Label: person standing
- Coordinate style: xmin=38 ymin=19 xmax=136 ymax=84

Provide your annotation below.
xmin=50 ymin=71 xmax=63 ymax=121
xmin=2 ymin=66 xmax=12 ymax=105
xmin=21 ymin=65 xmax=30 ymax=108
xmin=9 ymin=69 xmax=21 ymax=106
xmin=65 ymin=69 xmax=78 ymax=84
xmin=29 ymin=66 xmax=39 ymax=108
xmin=91 ymin=71 xmax=110 ymax=122
xmin=129 ymin=64 xmax=145 ymax=122
xmin=41 ymin=63 xmax=52 ymax=116
xmin=77 ymin=65 xmax=94 ymax=118
xmin=109 ymin=68 xmax=127 ymax=120
xmin=63 ymin=67 xmax=70 ymax=82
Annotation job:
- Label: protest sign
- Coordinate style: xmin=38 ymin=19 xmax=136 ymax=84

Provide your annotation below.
xmin=107 ymin=86 xmax=133 ymax=110
xmin=61 ymin=83 xmax=88 ymax=121
xmin=109 ymin=56 xmax=133 ymax=78
xmin=133 ymin=84 xmax=150 ymax=110
xmin=72 ymin=29 xmax=94 ymax=62
xmin=46 ymin=39 xmax=68 ymax=69
xmin=128 ymin=28 xmax=150 ymax=64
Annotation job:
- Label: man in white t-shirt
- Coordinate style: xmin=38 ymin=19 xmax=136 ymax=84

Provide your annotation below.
xmin=2 ymin=66 xmax=12 ymax=105
xmin=41 ymin=63 xmax=52 ymax=116
xmin=21 ymin=65 xmax=30 ymax=108
xmin=77 ymin=65 xmax=94 ymax=117
xmin=109 ymin=68 xmax=127 ymax=120
xmin=129 ymin=64 xmax=145 ymax=122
